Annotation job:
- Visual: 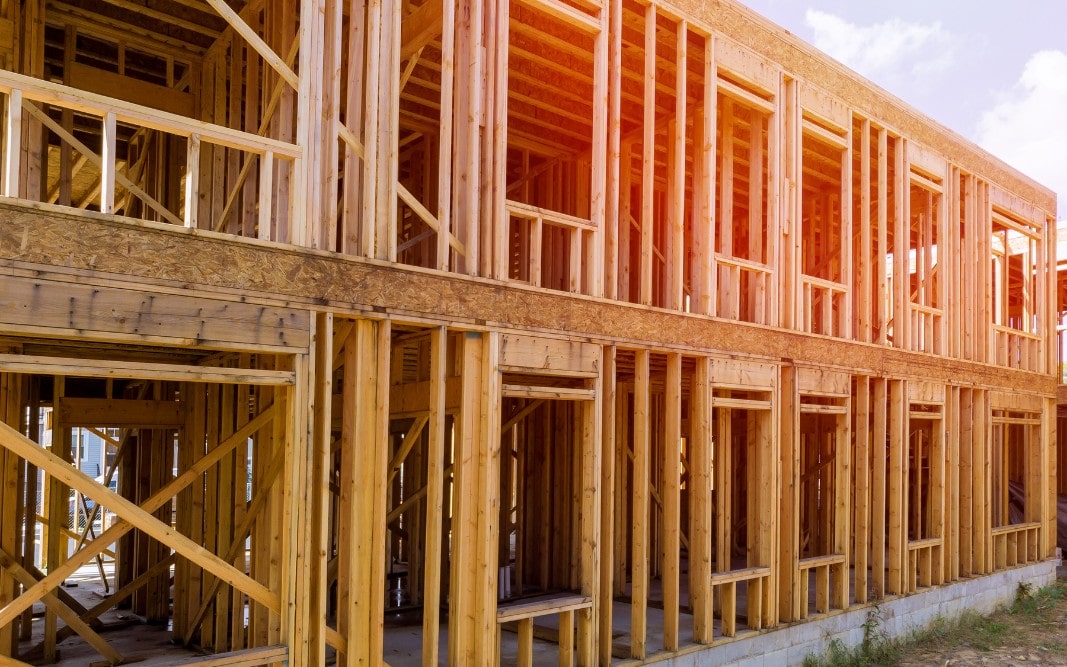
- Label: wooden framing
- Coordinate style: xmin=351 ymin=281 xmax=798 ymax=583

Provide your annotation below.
xmin=0 ymin=0 xmax=1059 ymax=664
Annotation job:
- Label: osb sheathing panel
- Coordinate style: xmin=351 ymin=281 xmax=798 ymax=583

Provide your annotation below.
xmin=673 ymin=0 xmax=1056 ymax=214
xmin=0 ymin=203 xmax=1055 ymax=394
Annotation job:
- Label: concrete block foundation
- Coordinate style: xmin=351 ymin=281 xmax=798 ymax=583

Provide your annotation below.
xmin=623 ymin=560 xmax=1057 ymax=666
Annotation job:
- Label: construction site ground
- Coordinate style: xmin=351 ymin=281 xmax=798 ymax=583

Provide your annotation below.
xmin=893 ymin=572 xmax=1067 ymax=666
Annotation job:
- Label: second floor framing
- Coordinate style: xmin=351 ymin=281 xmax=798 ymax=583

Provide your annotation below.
xmin=0 ymin=0 xmax=1057 ymax=375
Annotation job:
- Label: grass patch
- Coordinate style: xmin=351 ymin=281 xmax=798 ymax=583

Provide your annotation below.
xmin=803 ymin=605 xmax=901 ymax=667
xmin=804 ymin=579 xmax=1067 ymax=667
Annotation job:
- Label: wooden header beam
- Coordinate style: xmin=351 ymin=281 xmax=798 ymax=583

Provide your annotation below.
xmin=0 ymin=354 xmax=295 ymax=385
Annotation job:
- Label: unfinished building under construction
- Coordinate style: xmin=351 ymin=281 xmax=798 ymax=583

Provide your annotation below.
xmin=0 ymin=0 xmax=1060 ymax=664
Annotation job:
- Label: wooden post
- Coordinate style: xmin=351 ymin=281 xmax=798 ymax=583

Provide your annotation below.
xmin=854 ymin=377 xmax=870 ymax=602
xmin=358 ymin=0 xmax=383 ymax=255
xmin=974 ymin=389 xmax=990 ymax=574
xmin=693 ymin=35 xmax=716 ymax=316
xmin=0 ymin=371 xmax=22 ymax=658
xmin=100 ymin=111 xmax=117 ymax=214
xmin=604 ymin=0 xmax=621 ymax=300
xmin=720 ymin=98 xmax=736 ymax=317
xmin=577 ymin=353 xmax=602 ymax=664
xmin=282 ymin=348 xmax=313 ymax=662
xmin=630 ymin=349 xmax=650 ymax=658
xmin=639 ymin=3 xmax=655 ymax=306
xmin=338 ymin=318 xmax=391 ymax=664
xmin=451 ymin=0 xmax=482 ymax=275
xmin=857 ymin=119 xmax=871 ymax=342
xmin=666 ymin=21 xmax=686 ymax=311
xmin=834 ymin=394 xmax=851 ymax=609
xmin=778 ymin=365 xmax=799 ymax=620
xmin=760 ymin=388 xmax=779 ymax=628
xmin=888 ymin=380 xmax=905 ymax=594
xmin=690 ymin=356 xmax=712 ymax=643
xmin=780 ymin=77 xmax=800 ymax=329
xmin=377 ymin=0 xmax=400 ymax=261
xmin=876 ymin=128 xmax=889 ymax=345
xmin=483 ymin=0 xmax=506 ymax=282
xmin=297 ymin=313 xmax=332 ymax=664
xmin=3 ymin=89 xmax=21 ymax=197
xmin=421 ymin=327 xmax=447 ymax=667
xmin=43 ymin=376 xmax=68 ymax=662
xmin=841 ymin=116 xmax=854 ymax=338
xmin=435 ymin=0 xmax=456 ymax=271
xmin=321 ymin=0 xmax=343 ymax=251
xmin=765 ymin=71 xmax=781 ymax=328
xmin=258 ymin=151 xmax=273 ymax=240
xmin=662 ymin=352 xmax=681 ymax=650
xmin=184 ymin=134 xmax=201 ymax=228
xmin=294 ymin=0 xmax=325 ymax=248
xmin=945 ymin=386 xmax=960 ymax=581
xmin=598 ymin=345 xmax=616 ymax=666
xmin=613 ymin=379 xmax=628 ymax=598
xmin=449 ymin=332 xmax=501 ymax=663
xmin=1042 ymin=396 xmax=1055 ymax=558
xmin=587 ymin=2 xmax=608 ymax=297
xmin=893 ymin=139 xmax=909 ymax=350
xmin=959 ymin=389 xmax=974 ymax=576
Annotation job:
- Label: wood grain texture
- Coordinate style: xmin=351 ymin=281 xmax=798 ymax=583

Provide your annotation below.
xmin=0 ymin=202 xmax=1055 ymax=392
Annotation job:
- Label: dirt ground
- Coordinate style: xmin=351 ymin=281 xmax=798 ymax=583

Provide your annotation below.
xmin=896 ymin=577 xmax=1067 ymax=666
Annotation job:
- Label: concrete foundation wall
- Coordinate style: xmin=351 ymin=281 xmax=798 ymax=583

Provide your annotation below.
xmin=628 ymin=560 xmax=1059 ymax=666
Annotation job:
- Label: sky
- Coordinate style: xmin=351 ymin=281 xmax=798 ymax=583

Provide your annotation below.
xmin=738 ymin=0 xmax=1067 ymax=216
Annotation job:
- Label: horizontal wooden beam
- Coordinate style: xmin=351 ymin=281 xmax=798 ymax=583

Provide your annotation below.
xmin=501 ymin=384 xmax=595 ymax=400
xmin=496 ymin=594 xmax=592 ymax=623
xmin=515 ymin=0 xmax=600 ymax=33
xmin=712 ymin=397 xmax=773 ymax=411
xmin=152 ymin=645 xmax=288 ymax=666
xmin=0 ymin=70 xmax=300 ymax=157
xmin=67 ymin=62 xmax=194 ymax=117
xmin=57 ymin=397 xmax=183 ymax=428
xmin=799 ymin=404 xmax=848 ymax=415
xmin=388 ymin=377 xmax=462 ymax=414
xmin=710 ymin=566 xmax=771 ymax=585
xmin=0 ymin=203 xmax=1057 ymax=393
xmin=0 ymin=273 xmax=310 ymax=352
xmin=0 ymin=354 xmax=295 ymax=385
xmin=797 ymin=553 xmax=847 ymax=570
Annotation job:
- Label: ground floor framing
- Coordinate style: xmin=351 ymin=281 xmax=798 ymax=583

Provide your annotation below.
xmin=0 ymin=203 xmax=1059 ymax=665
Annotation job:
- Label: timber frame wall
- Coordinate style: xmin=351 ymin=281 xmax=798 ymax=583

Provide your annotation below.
xmin=0 ymin=0 xmax=1059 ymax=664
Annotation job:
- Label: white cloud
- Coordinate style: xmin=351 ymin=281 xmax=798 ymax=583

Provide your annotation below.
xmin=803 ymin=10 xmax=956 ymax=84
xmin=975 ymin=50 xmax=1067 ymax=213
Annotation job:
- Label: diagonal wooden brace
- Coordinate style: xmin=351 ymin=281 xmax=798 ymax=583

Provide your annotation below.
xmin=0 ymin=405 xmax=279 ymax=628
xmin=0 ymin=549 xmax=123 ymax=665
xmin=54 ymin=553 xmax=176 ymax=645
xmin=21 ymin=101 xmax=183 ymax=226
xmin=204 ymin=0 xmax=298 ymax=89
xmin=182 ymin=443 xmax=286 ymax=645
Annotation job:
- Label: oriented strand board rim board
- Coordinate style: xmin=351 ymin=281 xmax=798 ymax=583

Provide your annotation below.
xmin=0 ymin=203 xmax=1054 ymax=394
